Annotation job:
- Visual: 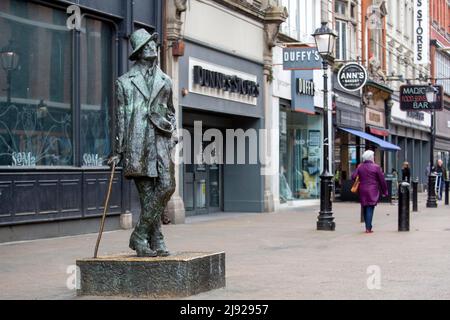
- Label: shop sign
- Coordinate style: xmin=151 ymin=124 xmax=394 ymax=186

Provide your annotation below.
xmin=400 ymin=85 xmax=443 ymax=111
xmin=193 ymin=66 xmax=259 ymax=98
xmin=292 ymin=70 xmax=315 ymax=114
xmin=337 ymin=63 xmax=368 ymax=91
xmin=335 ymin=95 xmax=361 ymax=109
xmin=414 ymin=0 xmax=429 ymax=64
xmin=366 ymin=109 xmax=385 ymax=127
xmin=189 ymin=57 xmax=258 ymax=105
xmin=296 ymin=78 xmax=315 ymax=96
xmin=406 ymin=111 xmax=425 ymax=121
xmin=282 ymin=47 xmax=322 ymax=70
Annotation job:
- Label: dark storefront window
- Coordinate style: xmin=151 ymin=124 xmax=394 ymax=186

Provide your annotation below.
xmin=0 ymin=0 xmax=72 ymax=166
xmin=0 ymin=1 xmax=115 ymax=168
xmin=80 ymin=18 xmax=114 ymax=167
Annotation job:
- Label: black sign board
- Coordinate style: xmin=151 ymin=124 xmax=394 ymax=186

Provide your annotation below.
xmin=399 ymin=85 xmax=443 ymax=111
xmin=337 ymin=63 xmax=368 ymax=91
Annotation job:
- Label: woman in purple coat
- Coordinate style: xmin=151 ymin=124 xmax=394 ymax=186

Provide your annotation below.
xmin=351 ymin=150 xmax=388 ymax=233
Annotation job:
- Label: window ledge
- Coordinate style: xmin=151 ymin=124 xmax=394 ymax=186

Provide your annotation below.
xmin=0 ymin=166 xmax=117 ymax=172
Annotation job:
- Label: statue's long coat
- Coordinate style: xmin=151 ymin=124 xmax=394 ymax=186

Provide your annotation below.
xmin=115 ymin=64 xmax=176 ymax=178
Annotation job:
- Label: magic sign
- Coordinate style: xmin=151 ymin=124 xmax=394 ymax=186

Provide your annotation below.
xmin=400 ymin=85 xmax=443 ymax=111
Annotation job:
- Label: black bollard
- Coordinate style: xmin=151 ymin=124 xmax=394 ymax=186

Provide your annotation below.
xmin=445 ymin=180 xmax=449 ymax=205
xmin=398 ymin=182 xmax=410 ymax=232
xmin=412 ymin=179 xmax=418 ymax=212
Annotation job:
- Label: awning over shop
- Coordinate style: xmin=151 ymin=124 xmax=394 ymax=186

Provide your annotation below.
xmin=338 ymin=127 xmax=401 ymax=151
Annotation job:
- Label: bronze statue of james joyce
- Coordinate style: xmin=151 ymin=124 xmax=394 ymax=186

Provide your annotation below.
xmin=109 ymin=29 xmax=177 ymax=257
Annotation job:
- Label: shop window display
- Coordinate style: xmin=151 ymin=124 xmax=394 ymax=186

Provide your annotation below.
xmin=0 ymin=1 xmax=72 ymax=166
xmin=280 ymin=108 xmax=322 ymax=201
xmin=0 ymin=0 xmax=114 ymax=167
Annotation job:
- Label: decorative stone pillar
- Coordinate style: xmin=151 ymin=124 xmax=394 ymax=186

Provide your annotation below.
xmin=164 ymin=0 xmax=187 ymax=224
xmin=262 ymin=5 xmax=287 ymax=212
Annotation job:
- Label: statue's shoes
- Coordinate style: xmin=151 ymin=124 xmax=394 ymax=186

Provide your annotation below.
xmin=156 ymin=249 xmax=170 ymax=257
xmin=129 ymin=242 xmax=157 ymax=257
xmin=150 ymin=240 xmax=170 ymax=257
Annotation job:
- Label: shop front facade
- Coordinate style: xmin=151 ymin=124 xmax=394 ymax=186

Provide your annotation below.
xmin=0 ymin=0 xmax=163 ymax=242
xmin=176 ymin=0 xmax=268 ymax=217
xmin=435 ymin=105 xmax=450 ymax=175
xmin=362 ymin=81 xmax=393 ymax=173
xmin=272 ymin=46 xmax=330 ymax=206
xmin=332 ymin=73 xmax=364 ymax=199
xmin=389 ymin=100 xmax=431 ymax=188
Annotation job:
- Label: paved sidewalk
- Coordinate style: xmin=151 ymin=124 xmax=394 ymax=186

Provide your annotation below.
xmin=1 ymin=196 xmax=450 ymax=300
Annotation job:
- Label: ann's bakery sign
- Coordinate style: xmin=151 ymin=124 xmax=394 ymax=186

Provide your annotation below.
xmin=189 ymin=57 xmax=259 ymax=105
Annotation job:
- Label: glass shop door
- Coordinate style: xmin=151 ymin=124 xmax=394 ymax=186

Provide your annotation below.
xmin=183 ymin=127 xmax=223 ymax=216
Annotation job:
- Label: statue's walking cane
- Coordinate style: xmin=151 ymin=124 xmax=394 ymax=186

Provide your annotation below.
xmin=94 ymin=161 xmax=116 ymax=258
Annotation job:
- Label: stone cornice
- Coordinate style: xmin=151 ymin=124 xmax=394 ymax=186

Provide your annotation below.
xmin=212 ymin=0 xmax=266 ymax=21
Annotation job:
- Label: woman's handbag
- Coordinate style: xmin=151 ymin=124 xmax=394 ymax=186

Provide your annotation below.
xmin=351 ymin=176 xmax=360 ymax=193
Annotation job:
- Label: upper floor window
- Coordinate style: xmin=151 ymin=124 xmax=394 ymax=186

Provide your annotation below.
xmin=335 ymin=20 xmax=348 ymax=61
xmin=335 ymin=0 xmax=347 ymax=16
xmin=280 ymin=0 xmax=300 ymax=40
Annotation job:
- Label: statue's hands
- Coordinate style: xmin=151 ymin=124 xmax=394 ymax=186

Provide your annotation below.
xmin=108 ymin=155 xmax=121 ymax=167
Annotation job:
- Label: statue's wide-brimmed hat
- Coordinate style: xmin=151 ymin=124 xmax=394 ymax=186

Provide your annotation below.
xmin=129 ymin=28 xmax=158 ymax=61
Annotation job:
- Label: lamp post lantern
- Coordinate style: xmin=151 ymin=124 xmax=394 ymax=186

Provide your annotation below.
xmin=0 ymin=41 xmax=20 ymax=105
xmin=312 ymin=22 xmax=337 ymax=231
xmin=426 ymin=85 xmax=438 ymax=208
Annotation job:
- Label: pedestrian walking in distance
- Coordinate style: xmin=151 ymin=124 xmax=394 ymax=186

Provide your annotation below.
xmin=351 ymin=150 xmax=388 ymax=233
xmin=435 ymin=159 xmax=446 ymax=201
xmin=402 ymin=162 xmax=411 ymax=183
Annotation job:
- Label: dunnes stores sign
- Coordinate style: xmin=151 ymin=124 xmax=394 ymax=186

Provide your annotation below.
xmin=193 ymin=66 xmax=260 ymax=98
xmin=400 ymin=85 xmax=443 ymax=111
xmin=414 ymin=0 xmax=429 ymax=64
xmin=189 ymin=57 xmax=259 ymax=105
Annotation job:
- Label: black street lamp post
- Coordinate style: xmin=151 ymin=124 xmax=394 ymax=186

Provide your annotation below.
xmin=426 ymin=85 xmax=438 ymax=208
xmin=0 ymin=40 xmax=20 ymax=105
xmin=313 ymin=22 xmax=337 ymax=231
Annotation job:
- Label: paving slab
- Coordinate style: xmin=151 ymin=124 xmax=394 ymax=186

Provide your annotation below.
xmin=0 ymin=195 xmax=449 ymax=300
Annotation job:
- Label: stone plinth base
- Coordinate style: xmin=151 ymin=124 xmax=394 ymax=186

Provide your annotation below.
xmin=76 ymin=252 xmax=225 ymax=298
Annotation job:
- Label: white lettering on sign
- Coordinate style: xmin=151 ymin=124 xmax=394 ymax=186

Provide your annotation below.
xmin=188 ymin=57 xmax=258 ymax=106
xmin=12 ymin=152 xmax=36 ymax=167
xmin=283 ymin=49 xmax=321 ymax=63
xmin=414 ymin=0 xmax=429 ymax=64
xmin=297 ymin=79 xmax=315 ymax=96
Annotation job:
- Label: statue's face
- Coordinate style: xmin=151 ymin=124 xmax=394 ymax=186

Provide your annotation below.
xmin=139 ymin=41 xmax=157 ymax=61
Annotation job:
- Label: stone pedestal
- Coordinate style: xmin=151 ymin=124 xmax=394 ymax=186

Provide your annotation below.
xmin=76 ymin=252 xmax=225 ymax=298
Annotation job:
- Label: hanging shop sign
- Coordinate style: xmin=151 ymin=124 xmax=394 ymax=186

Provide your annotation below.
xmin=400 ymin=85 xmax=443 ymax=111
xmin=282 ymin=47 xmax=322 ymax=70
xmin=189 ymin=57 xmax=259 ymax=105
xmin=291 ymin=70 xmax=315 ymax=114
xmin=413 ymin=0 xmax=429 ymax=64
xmin=337 ymin=63 xmax=368 ymax=92
xmin=296 ymin=78 xmax=315 ymax=96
